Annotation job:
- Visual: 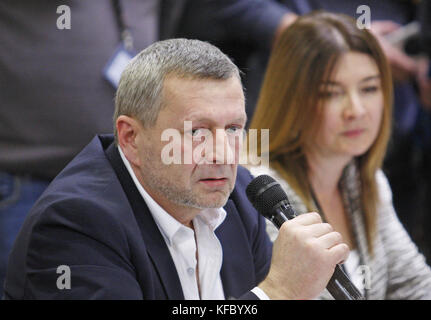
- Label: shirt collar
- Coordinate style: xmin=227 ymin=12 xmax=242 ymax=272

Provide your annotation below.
xmin=117 ymin=146 xmax=227 ymax=245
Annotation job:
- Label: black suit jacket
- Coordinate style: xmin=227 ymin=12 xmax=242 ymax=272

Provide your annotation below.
xmin=4 ymin=135 xmax=272 ymax=299
xmin=160 ymin=0 xmax=189 ymax=40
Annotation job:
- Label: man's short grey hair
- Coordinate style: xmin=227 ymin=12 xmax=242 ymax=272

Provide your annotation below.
xmin=113 ymin=38 xmax=242 ymax=140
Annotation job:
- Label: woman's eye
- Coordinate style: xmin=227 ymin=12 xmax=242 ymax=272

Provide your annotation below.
xmin=361 ymin=86 xmax=379 ymax=94
xmin=319 ymin=91 xmax=341 ymax=99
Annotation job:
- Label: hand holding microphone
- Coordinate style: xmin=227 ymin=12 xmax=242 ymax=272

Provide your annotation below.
xmin=246 ymin=174 xmax=364 ymax=300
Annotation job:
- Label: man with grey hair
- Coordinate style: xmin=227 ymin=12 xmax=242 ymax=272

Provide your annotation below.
xmin=4 ymin=39 xmax=348 ymax=300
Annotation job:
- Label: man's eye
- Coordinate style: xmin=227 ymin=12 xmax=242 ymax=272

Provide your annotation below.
xmin=191 ymin=128 xmax=210 ymax=138
xmin=226 ymin=126 xmax=243 ymax=134
xmin=191 ymin=129 xmax=203 ymax=137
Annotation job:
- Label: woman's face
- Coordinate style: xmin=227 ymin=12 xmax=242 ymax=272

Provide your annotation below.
xmin=307 ymin=51 xmax=384 ymax=161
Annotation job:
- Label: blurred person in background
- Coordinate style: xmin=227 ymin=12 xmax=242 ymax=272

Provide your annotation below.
xmin=0 ymin=0 xmax=188 ymax=297
xmin=248 ymin=12 xmax=431 ymax=299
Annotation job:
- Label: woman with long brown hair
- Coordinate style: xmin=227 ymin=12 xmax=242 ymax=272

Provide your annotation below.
xmin=249 ymin=11 xmax=431 ymax=299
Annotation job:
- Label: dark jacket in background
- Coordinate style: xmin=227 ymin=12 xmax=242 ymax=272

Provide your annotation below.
xmin=0 ymin=0 xmax=187 ymax=180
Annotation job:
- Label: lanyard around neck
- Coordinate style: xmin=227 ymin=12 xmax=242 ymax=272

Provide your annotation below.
xmin=112 ymin=0 xmax=135 ymax=51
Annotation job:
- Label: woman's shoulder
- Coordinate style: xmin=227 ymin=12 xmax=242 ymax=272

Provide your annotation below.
xmin=373 ymin=169 xmax=401 ymax=235
xmin=248 ymin=165 xmax=292 ymax=191
xmin=248 ymin=164 xmax=279 ymax=179
xmin=247 ymin=165 xmax=308 ymax=213
xmin=375 ymin=169 xmax=393 ymax=205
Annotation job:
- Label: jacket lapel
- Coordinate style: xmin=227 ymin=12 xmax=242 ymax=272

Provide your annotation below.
xmin=104 ymin=141 xmax=184 ymax=299
xmin=218 ymin=200 xmax=256 ymax=299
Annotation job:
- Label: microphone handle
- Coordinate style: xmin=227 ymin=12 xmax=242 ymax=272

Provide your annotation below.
xmin=327 ymin=265 xmax=364 ymax=300
xmin=269 ymin=207 xmax=364 ymax=300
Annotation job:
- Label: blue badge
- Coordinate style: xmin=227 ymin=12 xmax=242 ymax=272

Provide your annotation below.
xmin=103 ymin=44 xmax=136 ymax=89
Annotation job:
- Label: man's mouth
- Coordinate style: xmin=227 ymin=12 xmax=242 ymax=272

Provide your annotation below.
xmin=199 ymin=177 xmax=228 ymax=187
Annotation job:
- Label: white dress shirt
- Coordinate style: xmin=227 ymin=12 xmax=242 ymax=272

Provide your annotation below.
xmin=118 ymin=146 xmax=269 ymax=300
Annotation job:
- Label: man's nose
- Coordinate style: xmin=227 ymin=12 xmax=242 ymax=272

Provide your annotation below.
xmin=203 ymin=130 xmax=236 ymax=165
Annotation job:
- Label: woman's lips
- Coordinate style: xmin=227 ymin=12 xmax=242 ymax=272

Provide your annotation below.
xmin=342 ymin=129 xmax=365 ymax=138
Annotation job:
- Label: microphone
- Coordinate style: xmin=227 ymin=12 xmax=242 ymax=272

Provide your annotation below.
xmin=246 ymin=174 xmax=364 ymax=300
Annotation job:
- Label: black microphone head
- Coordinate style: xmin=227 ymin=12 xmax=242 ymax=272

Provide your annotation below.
xmin=246 ymin=174 xmax=290 ymax=219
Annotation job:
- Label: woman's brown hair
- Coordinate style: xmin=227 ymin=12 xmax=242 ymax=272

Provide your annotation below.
xmin=249 ymin=11 xmax=393 ymax=255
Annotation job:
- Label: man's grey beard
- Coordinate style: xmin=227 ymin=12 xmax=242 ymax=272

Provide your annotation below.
xmin=141 ymin=166 xmax=233 ymax=210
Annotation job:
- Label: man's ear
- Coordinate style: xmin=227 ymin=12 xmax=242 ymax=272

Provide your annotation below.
xmin=116 ymin=115 xmax=143 ymax=167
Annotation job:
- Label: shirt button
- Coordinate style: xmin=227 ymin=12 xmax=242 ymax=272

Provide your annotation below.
xmin=187 ymin=268 xmax=194 ymax=276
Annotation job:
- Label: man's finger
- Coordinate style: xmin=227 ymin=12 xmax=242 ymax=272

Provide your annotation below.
xmin=328 ymin=243 xmax=350 ymax=265
xmin=304 ymin=223 xmax=333 ymax=238
xmin=292 ymin=212 xmax=322 ymax=226
xmin=316 ymin=231 xmax=343 ymax=249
